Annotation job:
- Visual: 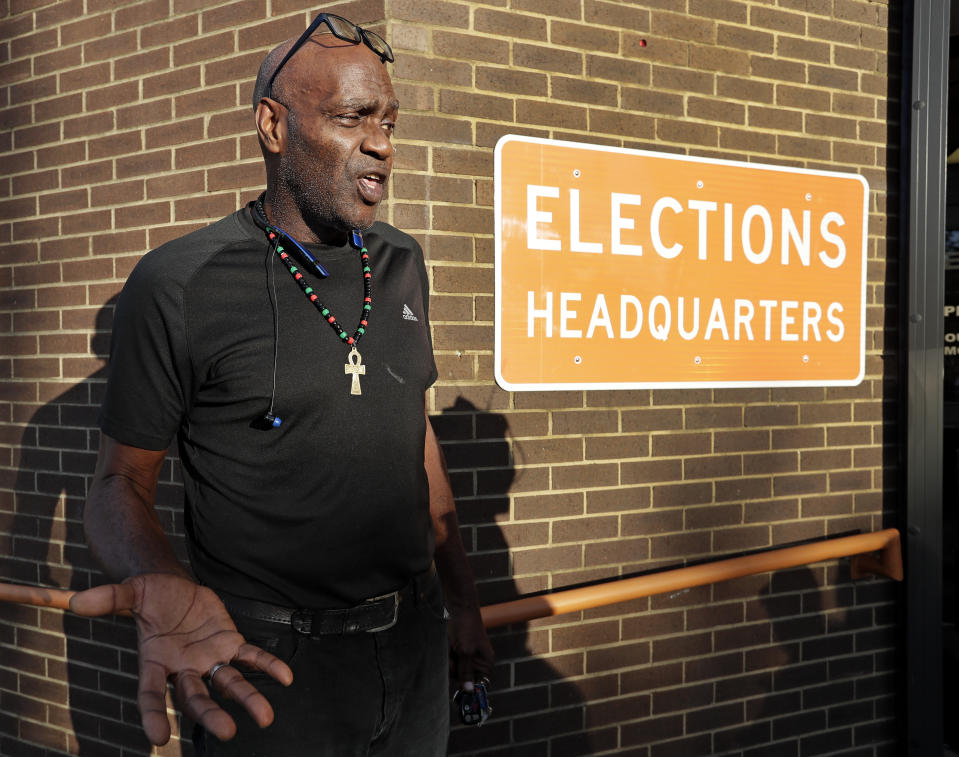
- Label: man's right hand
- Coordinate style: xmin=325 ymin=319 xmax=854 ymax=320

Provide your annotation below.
xmin=69 ymin=573 xmax=294 ymax=746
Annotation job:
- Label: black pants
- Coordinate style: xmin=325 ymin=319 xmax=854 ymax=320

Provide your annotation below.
xmin=195 ymin=571 xmax=450 ymax=757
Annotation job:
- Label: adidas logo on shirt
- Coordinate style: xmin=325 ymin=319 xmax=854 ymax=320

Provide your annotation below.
xmin=402 ymin=304 xmax=418 ymax=322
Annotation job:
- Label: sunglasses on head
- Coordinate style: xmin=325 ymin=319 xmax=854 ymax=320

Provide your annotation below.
xmin=265 ymin=12 xmax=394 ymax=101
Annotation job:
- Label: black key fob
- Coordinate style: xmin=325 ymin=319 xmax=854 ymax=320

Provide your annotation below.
xmin=453 ymin=681 xmax=492 ymax=725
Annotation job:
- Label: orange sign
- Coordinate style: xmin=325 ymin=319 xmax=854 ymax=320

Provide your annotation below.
xmin=494 ymin=135 xmax=869 ymax=391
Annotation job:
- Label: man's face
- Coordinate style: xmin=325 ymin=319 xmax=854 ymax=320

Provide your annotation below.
xmin=276 ymin=41 xmax=397 ymax=234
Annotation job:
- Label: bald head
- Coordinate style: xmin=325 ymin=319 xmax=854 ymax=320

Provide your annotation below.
xmin=253 ymin=30 xmax=390 ymax=110
xmin=252 ymin=39 xmax=295 ymax=109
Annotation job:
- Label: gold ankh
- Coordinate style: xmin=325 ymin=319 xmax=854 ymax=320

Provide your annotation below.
xmin=344 ymin=347 xmax=365 ymax=395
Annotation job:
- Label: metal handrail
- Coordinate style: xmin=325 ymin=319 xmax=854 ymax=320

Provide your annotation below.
xmin=480 ymin=528 xmax=903 ymax=629
xmin=0 ymin=529 xmax=903 ymax=630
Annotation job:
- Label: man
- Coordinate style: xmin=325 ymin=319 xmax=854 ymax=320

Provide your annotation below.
xmin=71 ymin=13 xmax=494 ymax=756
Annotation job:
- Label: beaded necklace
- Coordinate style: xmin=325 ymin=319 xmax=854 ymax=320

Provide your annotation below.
xmin=255 ymin=199 xmax=372 ymax=395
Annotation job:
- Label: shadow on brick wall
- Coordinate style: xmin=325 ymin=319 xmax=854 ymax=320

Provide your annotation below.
xmin=436 ymin=397 xmax=595 ymax=756
xmin=0 ymin=296 xmax=189 ymax=756
xmin=729 ymin=565 xmax=898 ymax=756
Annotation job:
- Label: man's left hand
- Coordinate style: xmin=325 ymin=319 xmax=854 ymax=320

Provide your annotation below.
xmin=447 ymin=604 xmax=495 ymax=688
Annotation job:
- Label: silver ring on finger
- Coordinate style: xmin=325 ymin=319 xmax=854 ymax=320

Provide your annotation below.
xmin=207 ymin=662 xmax=230 ymax=686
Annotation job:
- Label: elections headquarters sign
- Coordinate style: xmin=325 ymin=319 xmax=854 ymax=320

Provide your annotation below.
xmin=493 ymin=135 xmax=869 ymax=391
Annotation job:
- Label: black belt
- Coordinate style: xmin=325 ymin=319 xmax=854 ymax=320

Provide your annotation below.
xmin=218 ymin=567 xmax=435 ymax=636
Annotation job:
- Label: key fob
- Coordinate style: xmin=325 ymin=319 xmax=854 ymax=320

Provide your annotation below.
xmin=453 ymin=681 xmax=492 ymax=726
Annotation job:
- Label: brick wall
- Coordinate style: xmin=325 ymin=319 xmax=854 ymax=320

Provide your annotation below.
xmin=0 ymin=0 xmax=901 ymax=755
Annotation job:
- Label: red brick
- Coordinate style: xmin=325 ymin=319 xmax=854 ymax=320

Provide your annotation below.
xmin=588 ymin=54 xmax=650 ymax=85
xmin=13 ymin=122 xmax=59 ymax=149
xmin=35 ymin=0 xmax=82 ymax=27
xmin=32 ymin=93 xmax=81 ymax=124
xmin=143 ymin=65 xmax=202 ymax=98
xmin=38 ymin=189 xmax=86 ymax=215
xmin=238 ymin=15 xmax=304 ymax=51
xmin=83 ymin=30 xmax=138 ymax=63
xmin=173 ymin=30 xmax=234 ymax=67
xmin=392 ymin=0 xmax=468 ymax=27
xmin=60 ymin=210 xmax=111 ymax=235
xmin=474 ymin=8 xmax=546 ymax=40
xmin=116 ymin=149 xmax=172 ymax=179
xmin=208 ymin=108 xmax=250 ymax=138
xmin=63 ymin=111 xmax=114 ymax=140
xmin=394 ymin=53 xmax=472 ymax=87
xmin=176 ymin=137 xmax=236 ymax=169
xmin=513 ymin=544 xmax=582 ymax=574
xmin=33 ymin=44 xmax=82 ymax=76
xmin=652 ymin=633 xmax=713 ymax=664
xmin=60 ymin=13 xmax=109 ymax=45
xmin=10 ymin=72 xmax=57 ymax=105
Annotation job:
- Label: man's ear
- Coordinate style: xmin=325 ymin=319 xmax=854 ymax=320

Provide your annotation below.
xmin=255 ymin=99 xmax=286 ymax=155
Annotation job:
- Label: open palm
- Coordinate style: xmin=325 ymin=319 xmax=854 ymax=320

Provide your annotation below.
xmin=70 ymin=573 xmax=293 ymax=745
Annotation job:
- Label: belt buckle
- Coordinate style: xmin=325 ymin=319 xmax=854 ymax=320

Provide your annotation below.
xmin=364 ymin=590 xmax=400 ymax=633
xmin=291 ymin=609 xmax=313 ymax=635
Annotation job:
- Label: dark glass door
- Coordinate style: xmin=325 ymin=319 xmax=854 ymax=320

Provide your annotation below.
xmin=943 ymin=18 xmax=959 ymax=752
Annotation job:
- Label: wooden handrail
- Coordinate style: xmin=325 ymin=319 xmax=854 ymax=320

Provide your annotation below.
xmin=0 ymin=529 xmax=902 ymax=631
xmin=0 ymin=582 xmax=76 ymax=611
xmin=480 ymin=528 xmax=902 ymax=629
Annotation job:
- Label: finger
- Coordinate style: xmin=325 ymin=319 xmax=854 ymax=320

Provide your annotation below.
xmin=69 ymin=582 xmax=137 ymax=617
xmin=174 ymin=669 xmax=238 ymax=742
xmin=456 ymin=651 xmax=474 ymax=688
xmin=475 ymin=647 xmax=495 ymax=678
xmin=208 ymin=664 xmax=276 ymax=729
xmin=234 ymin=643 xmax=293 ymax=686
xmin=138 ymin=658 xmax=173 ymax=746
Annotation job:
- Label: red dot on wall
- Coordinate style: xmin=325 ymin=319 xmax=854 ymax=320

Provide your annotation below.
xmin=638 ymin=39 xmax=647 ymax=47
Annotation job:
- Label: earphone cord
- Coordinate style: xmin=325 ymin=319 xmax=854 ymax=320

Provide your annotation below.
xmin=266 ymin=244 xmax=280 ymax=416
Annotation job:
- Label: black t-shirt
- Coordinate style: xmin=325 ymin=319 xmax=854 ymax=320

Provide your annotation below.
xmin=100 ymin=205 xmax=438 ymax=608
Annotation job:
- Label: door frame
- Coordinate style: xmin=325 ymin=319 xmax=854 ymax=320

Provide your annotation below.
xmin=903 ymin=2 xmax=947 ymax=753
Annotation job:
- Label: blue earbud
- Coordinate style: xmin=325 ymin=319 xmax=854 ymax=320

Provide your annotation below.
xmin=251 ymin=412 xmax=282 ymax=430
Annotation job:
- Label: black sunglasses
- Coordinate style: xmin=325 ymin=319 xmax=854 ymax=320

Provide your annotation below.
xmin=265 ymin=13 xmax=394 ymax=101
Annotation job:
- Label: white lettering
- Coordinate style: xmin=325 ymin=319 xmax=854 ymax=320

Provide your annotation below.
xmin=559 ymin=292 xmax=581 ymax=337
xmin=650 ymin=196 xmax=683 ymax=259
xmin=677 ymin=297 xmax=700 ymax=340
xmin=759 ymin=299 xmax=777 ymax=340
xmin=586 ymin=294 xmax=614 ymax=338
xmin=648 ymin=295 xmax=671 ymax=341
xmin=620 ymin=295 xmax=642 ymax=338
xmin=818 ymin=211 xmax=847 ymax=268
xmin=802 ymin=301 xmax=822 ymax=341
xmin=525 ymin=292 xmax=847 ymax=345
xmin=704 ymin=298 xmax=730 ymax=340
xmin=569 ymin=188 xmax=602 ymax=254
xmin=527 ymin=185 xmax=560 ymax=251
xmin=780 ymin=300 xmax=799 ymax=341
xmin=527 ymin=291 xmax=552 ymax=337
xmin=781 ymin=208 xmax=811 ymax=266
xmin=723 ymin=202 xmax=734 ymax=261
xmin=611 ymin=192 xmax=643 ymax=256
xmin=688 ymin=199 xmax=717 ymax=260
xmin=826 ymin=302 xmax=844 ymax=342
xmin=734 ymin=299 xmax=755 ymax=340
xmin=742 ymin=205 xmax=773 ymax=264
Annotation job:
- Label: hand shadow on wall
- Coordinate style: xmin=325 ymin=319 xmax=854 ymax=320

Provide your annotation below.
xmin=0 ymin=295 xmax=189 ymax=756
xmin=436 ymin=398 xmax=596 ymax=757
xmin=714 ymin=564 xmax=898 ymax=757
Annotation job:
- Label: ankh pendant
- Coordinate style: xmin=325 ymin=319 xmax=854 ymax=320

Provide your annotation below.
xmin=345 ymin=347 xmax=366 ymax=395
